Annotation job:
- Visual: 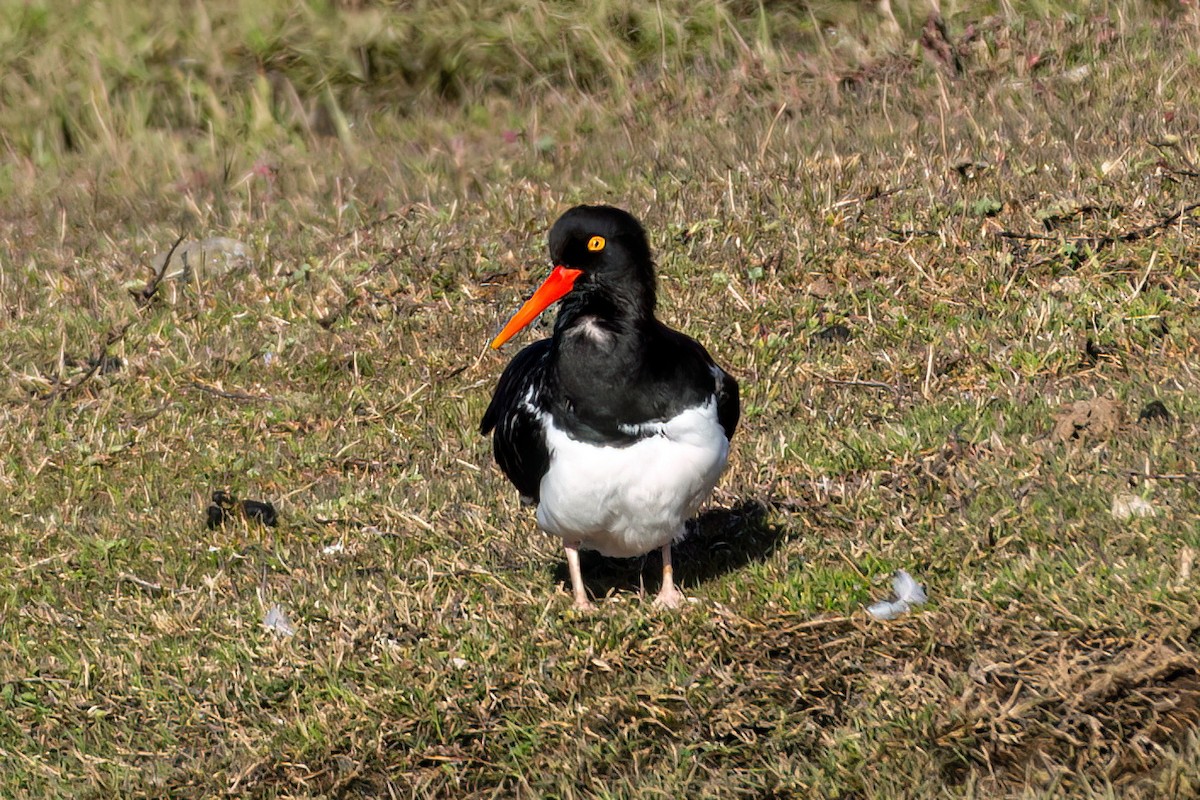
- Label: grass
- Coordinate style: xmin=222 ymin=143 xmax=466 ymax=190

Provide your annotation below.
xmin=3 ymin=0 xmax=1200 ymax=796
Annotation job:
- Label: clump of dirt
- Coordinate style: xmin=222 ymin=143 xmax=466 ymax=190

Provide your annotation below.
xmin=1138 ymin=400 xmax=1172 ymax=425
xmin=1051 ymin=397 xmax=1125 ymax=443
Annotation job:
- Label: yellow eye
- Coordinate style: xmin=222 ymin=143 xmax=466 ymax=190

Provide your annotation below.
xmin=587 ymin=235 xmax=605 ymax=252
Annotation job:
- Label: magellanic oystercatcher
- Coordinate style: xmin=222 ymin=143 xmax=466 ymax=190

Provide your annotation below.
xmin=481 ymin=205 xmax=739 ymax=610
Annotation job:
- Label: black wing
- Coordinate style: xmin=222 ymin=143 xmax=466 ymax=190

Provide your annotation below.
xmin=714 ymin=364 xmax=740 ymax=442
xmin=639 ymin=323 xmax=740 ymax=443
xmin=480 ymin=339 xmax=553 ymax=502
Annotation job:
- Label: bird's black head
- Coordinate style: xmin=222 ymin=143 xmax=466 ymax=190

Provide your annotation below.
xmin=548 ymin=205 xmax=656 ymax=318
xmin=489 ymin=205 xmax=658 ymax=350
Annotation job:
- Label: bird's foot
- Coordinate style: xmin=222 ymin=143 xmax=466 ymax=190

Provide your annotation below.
xmin=652 ymin=584 xmax=687 ymax=610
xmin=564 ymin=542 xmax=594 ymax=611
xmin=572 ymin=597 xmax=597 ymax=612
xmin=653 ymin=542 xmax=688 ymax=610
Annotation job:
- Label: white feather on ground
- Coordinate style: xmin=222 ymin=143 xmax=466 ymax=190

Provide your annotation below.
xmin=263 ymin=604 xmax=296 ymax=636
xmin=867 ymin=570 xmax=928 ymax=620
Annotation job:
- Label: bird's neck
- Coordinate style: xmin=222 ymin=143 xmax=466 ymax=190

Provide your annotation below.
xmin=549 ymin=314 xmax=656 ymax=442
xmin=551 ymin=294 xmax=654 ymax=396
xmin=553 ymin=285 xmax=655 ymax=339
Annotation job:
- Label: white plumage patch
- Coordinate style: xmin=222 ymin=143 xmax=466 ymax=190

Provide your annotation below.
xmin=535 ymin=399 xmax=730 ymax=558
xmin=565 ymin=315 xmax=612 ymax=345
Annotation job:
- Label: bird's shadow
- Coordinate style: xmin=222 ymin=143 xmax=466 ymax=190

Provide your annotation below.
xmin=550 ymin=499 xmax=783 ymax=602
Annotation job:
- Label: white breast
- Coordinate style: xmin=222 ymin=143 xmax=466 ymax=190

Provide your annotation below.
xmin=534 ymin=399 xmax=730 ymax=558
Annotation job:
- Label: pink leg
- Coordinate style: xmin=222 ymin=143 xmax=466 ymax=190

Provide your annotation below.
xmin=564 ymin=543 xmax=595 ymax=611
xmin=653 ymin=542 xmax=686 ymax=609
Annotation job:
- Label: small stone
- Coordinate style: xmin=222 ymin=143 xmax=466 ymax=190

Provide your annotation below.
xmin=153 ymin=237 xmax=252 ymax=282
xmin=1138 ymin=400 xmax=1171 ymax=425
xmin=1062 ymin=64 xmax=1091 ymax=83
xmin=205 ymin=492 xmax=278 ymax=529
xmin=813 ymin=323 xmax=852 ymax=344
xmin=242 ymin=499 xmax=278 ymax=528
xmin=1050 ymin=275 xmax=1083 ymax=296
xmin=807 ymin=278 xmax=836 ymax=298
xmin=1111 ymin=493 xmax=1156 ymax=521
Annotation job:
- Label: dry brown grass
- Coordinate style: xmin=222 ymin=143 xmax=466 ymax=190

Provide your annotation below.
xmin=3 ymin=2 xmax=1200 ymax=797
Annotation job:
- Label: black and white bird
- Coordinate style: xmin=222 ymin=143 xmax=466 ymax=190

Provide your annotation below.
xmin=481 ymin=205 xmax=739 ymax=610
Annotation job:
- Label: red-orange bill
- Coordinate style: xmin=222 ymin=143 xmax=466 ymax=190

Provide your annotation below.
xmin=490 ymin=266 xmax=583 ymax=349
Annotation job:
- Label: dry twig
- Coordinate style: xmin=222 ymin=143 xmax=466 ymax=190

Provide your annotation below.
xmin=132 ymin=233 xmax=186 ymax=308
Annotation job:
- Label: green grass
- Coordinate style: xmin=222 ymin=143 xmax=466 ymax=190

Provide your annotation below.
xmin=3 ymin=0 xmax=1200 ymax=797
